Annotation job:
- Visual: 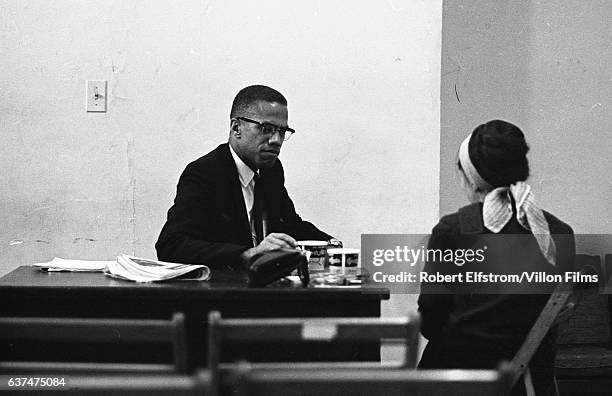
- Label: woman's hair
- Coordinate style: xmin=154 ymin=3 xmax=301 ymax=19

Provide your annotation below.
xmin=466 ymin=120 xmax=530 ymax=188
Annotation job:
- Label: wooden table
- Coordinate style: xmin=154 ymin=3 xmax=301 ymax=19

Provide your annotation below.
xmin=0 ymin=266 xmax=389 ymax=370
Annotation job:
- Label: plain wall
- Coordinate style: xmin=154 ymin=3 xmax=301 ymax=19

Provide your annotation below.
xmin=1 ymin=0 xmax=442 ymax=290
xmin=440 ymin=1 xmax=611 ymax=253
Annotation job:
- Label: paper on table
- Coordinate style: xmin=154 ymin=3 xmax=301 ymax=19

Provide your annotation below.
xmin=33 ymin=255 xmax=210 ymax=282
xmin=107 ymin=254 xmax=210 ymax=282
xmin=34 ymin=257 xmax=113 ymax=272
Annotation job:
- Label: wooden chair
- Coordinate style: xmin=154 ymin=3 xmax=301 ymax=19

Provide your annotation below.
xmin=607 ymin=254 xmax=612 ymax=330
xmin=553 ymin=254 xmax=612 ymax=395
xmin=0 ymin=312 xmax=188 ymax=374
xmin=510 ymin=276 xmax=574 ymax=396
xmin=231 ymin=361 xmax=515 ymax=396
xmin=207 ymin=310 xmax=420 ymax=396
xmin=29 ymin=370 xmax=211 ymax=395
xmin=513 ymin=254 xmax=610 ymax=396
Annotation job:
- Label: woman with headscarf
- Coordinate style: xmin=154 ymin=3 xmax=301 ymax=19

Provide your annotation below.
xmin=418 ymin=120 xmax=575 ymax=395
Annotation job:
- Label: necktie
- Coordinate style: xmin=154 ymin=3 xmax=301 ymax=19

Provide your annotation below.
xmin=252 ymin=173 xmax=264 ymax=245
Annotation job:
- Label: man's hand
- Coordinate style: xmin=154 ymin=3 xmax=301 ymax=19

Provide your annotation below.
xmin=256 ymin=233 xmax=297 ymax=252
xmin=241 ymin=233 xmax=297 ymax=265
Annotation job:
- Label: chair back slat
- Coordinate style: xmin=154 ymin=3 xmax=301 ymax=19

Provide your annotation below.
xmin=208 ymin=310 xmax=420 ymax=396
xmin=31 ymin=370 xmax=211 ymax=396
xmin=0 ymin=317 xmax=174 ymax=342
xmin=0 ymin=361 xmax=176 ymax=373
xmin=237 ymin=364 xmax=514 ymax=396
xmin=0 ymin=312 xmax=187 ymax=374
xmin=220 ymin=317 xmax=415 ymax=342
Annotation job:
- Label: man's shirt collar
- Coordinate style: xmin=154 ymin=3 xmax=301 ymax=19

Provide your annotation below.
xmin=229 ymin=145 xmax=255 ymax=187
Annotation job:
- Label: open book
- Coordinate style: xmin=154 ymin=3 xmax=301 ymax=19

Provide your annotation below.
xmin=34 ymin=255 xmax=211 ymax=283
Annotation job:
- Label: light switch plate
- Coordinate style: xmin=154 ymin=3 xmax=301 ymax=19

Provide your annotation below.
xmin=86 ymin=80 xmax=107 ymax=112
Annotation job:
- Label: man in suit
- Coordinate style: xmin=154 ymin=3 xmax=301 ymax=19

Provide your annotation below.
xmin=156 ymin=85 xmax=338 ymax=270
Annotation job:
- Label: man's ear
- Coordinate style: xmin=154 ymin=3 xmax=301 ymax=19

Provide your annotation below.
xmin=230 ymin=119 xmax=241 ymax=138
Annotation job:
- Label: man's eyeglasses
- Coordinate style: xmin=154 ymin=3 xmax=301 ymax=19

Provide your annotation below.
xmin=235 ymin=117 xmax=295 ymax=141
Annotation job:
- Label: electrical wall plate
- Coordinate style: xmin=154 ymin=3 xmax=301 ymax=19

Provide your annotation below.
xmin=86 ymin=80 xmax=107 ymax=112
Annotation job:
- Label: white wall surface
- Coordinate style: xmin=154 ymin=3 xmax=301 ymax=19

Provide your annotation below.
xmin=1 ymin=0 xmax=442 ymax=297
xmin=440 ymin=1 xmax=611 ymax=253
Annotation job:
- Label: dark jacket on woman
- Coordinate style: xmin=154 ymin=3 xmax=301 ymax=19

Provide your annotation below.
xmin=418 ymin=202 xmax=575 ymax=395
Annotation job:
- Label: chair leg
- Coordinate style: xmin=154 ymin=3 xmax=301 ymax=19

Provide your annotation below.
xmin=524 ymin=365 xmax=536 ymax=396
xmin=553 ymin=375 xmax=560 ymax=396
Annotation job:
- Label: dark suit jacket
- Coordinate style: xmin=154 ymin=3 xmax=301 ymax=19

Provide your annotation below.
xmin=418 ymin=202 xmax=575 ymax=395
xmin=156 ymin=143 xmax=332 ymax=270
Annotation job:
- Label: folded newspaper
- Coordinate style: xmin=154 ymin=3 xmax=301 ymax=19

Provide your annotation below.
xmin=34 ymin=255 xmax=211 ymax=283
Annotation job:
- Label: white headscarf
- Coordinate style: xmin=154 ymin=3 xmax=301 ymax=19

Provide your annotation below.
xmin=458 ymin=133 xmax=556 ymax=266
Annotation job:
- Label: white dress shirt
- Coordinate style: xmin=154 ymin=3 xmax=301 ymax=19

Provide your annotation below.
xmin=229 ymin=145 xmax=258 ymax=247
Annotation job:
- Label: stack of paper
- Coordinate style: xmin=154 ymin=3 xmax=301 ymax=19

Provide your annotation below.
xmin=107 ymin=254 xmax=210 ymax=282
xmin=34 ymin=258 xmax=112 ymax=272
xmin=34 ymin=255 xmax=210 ymax=283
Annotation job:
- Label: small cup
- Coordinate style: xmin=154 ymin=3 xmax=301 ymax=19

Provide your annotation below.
xmin=297 ymin=240 xmax=328 ymax=273
xmin=327 ymin=248 xmax=359 ymax=276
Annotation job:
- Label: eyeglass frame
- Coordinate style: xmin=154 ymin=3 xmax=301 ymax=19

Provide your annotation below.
xmin=233 ymin=116 xmax=295 ymax=141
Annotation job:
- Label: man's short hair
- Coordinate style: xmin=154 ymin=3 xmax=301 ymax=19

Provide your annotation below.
xmin=230 ymin=85 xmax=287 ymax=118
